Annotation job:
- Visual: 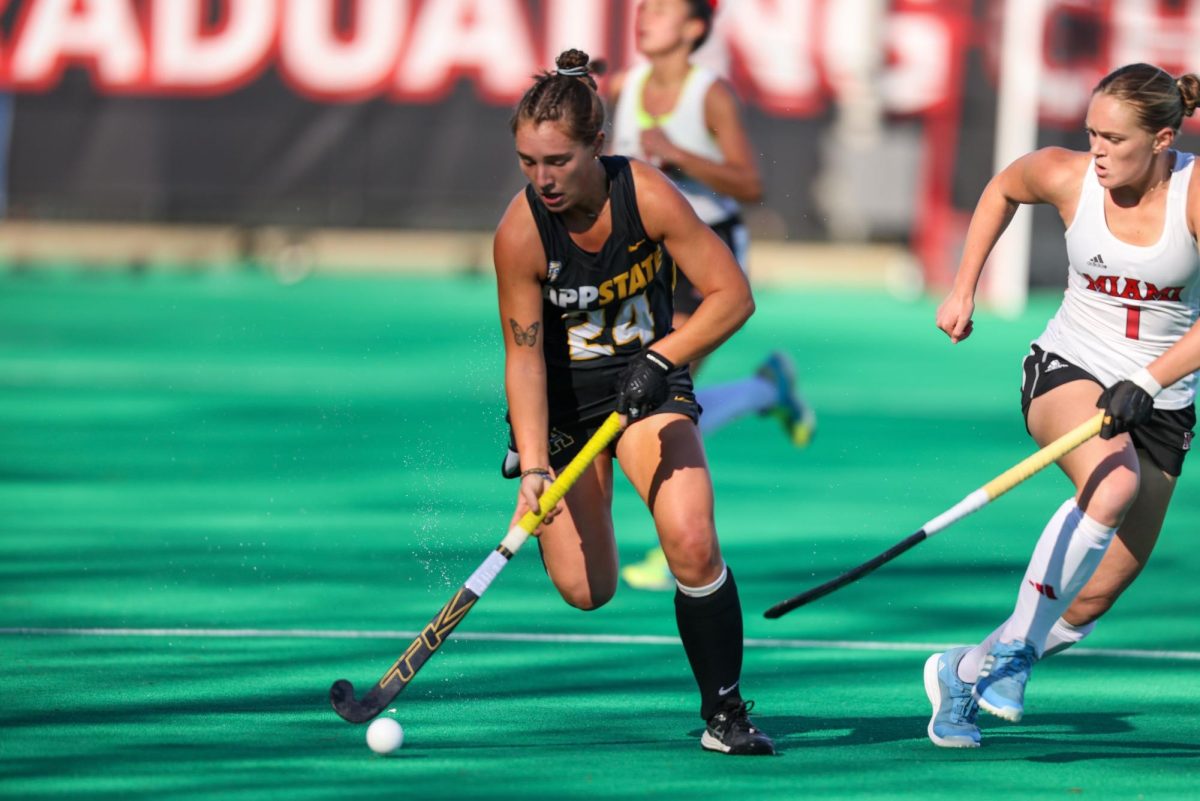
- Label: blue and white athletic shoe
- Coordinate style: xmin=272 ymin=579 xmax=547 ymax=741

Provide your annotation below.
xmin=923 ymin=646 xmax=981 ymax=748
xmin=757 ymin=351 xmax=816 ymax=447
xmin=974 ymin=639 xmax=1038 ymax=722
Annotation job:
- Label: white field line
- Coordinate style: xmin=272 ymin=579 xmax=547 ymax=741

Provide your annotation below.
xmin=1 ymin=626 xmax=1199 ymax=661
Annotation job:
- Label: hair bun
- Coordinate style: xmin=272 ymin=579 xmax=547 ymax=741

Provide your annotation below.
xmin=553 ymin=49 xmax=606 ymax=81
xmin=1176 ymin=73 xmax=1200 ymax=118
xmin=555 ymin=49 xmax=590 ymax=73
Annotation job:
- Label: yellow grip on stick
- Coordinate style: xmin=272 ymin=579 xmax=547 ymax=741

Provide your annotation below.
xmin=981 ymin=411 xmax=1105 ymax=501
xmin=517 ymin=412 xmax=624 ymax=534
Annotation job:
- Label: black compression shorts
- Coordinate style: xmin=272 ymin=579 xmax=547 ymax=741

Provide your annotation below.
xmin=506 ymin=383 xmax=700 ymax=473
xmin=1021 ymin=344 xmax=1195 ymax=476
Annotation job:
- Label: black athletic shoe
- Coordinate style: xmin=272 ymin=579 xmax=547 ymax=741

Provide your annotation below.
xmin=701 ymin=700 xmax=776 ymax=755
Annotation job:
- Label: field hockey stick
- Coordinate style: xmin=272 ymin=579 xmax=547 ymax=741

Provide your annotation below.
xmin=330 ymin=412 xmax=623 ymax=723
xmin=763 ymin=410 xmax=1106 ymax=619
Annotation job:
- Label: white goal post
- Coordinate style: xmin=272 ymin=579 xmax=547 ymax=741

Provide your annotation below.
xmin=982 ymin=0 xmax=1047 ymax=318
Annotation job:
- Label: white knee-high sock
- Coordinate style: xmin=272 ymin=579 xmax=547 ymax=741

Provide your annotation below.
xmin=955 ymin=498 xmax=1114 ymax=682
xmin=957 ymin=617 xmax=1096 ymax=683
xmin=697 ymin=377 xmax=776 ymax=435
xmin=1041 ymin=617 xmax=1096 ymax=657
xmin=998 ymin=498 xmax=1115 ymax=653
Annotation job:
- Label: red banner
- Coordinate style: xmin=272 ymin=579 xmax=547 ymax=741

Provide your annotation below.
xmin=4 ymin=0 xmax=1200 ymax=288
xmin=0 ymin=0 xmax=966 ymax=117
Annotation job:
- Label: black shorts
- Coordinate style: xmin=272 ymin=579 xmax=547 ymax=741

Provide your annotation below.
xmin=506 ymin=380 xmax=701 ymax=473
xmin=1021 ymin=344 xmax=1196 ymax=476
xmin=673 ymin=216 xmax=747 ymax=316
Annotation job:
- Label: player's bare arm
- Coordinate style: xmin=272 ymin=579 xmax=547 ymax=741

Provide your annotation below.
xmin=493 ymin=192 xmax=556 ymax=516
xmin=631 ymin=160 xmax=754 ymax=366
xmin=937 ymin=148 xmax=1089 ymax=343
xmin=957 ymin=148 xmax=1087 ymax=289
xmin=646 ymin=79 xmax=762 ymax=202
xmin=1141 ymin=317 xmax=1200 ymax=391
xmin=1188 ymin=146 xmax=1200 ymax=240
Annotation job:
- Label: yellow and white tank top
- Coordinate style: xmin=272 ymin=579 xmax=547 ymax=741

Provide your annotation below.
xmin=1035 ymin=151 xmax=1200 ymax=408
xmin=611 ymin=61 xmax=740 ymax=226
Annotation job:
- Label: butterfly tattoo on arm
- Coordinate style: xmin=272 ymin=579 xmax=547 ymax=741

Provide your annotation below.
xmin=509 ymin=319 xmax=540 ymax=347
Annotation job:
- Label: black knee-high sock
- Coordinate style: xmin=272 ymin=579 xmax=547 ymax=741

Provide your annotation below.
xmin=674 ymin=567 xmax=744 ymax=721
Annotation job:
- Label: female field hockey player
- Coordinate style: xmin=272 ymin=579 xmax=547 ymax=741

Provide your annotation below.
xmin=494 ymin=48 xmax=774 ymax=756
xmin=609 ymin=0 xmax=816 ymax=591
xmin=926 ymin=63 xmax=1200 ymax=748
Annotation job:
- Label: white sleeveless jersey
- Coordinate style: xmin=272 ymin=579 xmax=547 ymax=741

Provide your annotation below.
xmin=611 ymin=62 xmax=740 ymax=225
xmin=1035 ymin=152 xmax=1200 ymax=409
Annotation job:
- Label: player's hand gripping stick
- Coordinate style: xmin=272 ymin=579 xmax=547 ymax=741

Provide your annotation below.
xmin=330 ymin=412 xmax=623 ymax=722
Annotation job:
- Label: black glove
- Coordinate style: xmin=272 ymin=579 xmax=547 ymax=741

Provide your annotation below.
xmin=615 ymin=350 xmax=675 ymax=420
xmin=1096 ymin=380 xmax=1154 ymax=439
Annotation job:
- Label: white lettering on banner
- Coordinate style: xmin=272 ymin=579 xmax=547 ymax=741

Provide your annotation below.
xmin=821 ymin=0 xmax=880 ymax=99
xmin=1111 ymin=0 xmax=1200 ymax=72
xmin=1034 ymin=0 xmax=1110 ymax=127
xmin=395 ymin=0 xmax=538 ymax=103
xmin=723 ymin=0 xmax=823 ymax=114
xmin=1037 ymin=0 xmax=1200 ymax=126
xmin=544 ymin=0 xmax=607 ymax=64
xmin=884 ymin=14 xmax=954 ymax=116
xmin=0 ymin=0 xmax=935 ymax=112
xmin=152 ymin=0 xmax=276 ymax=92
xmin=280 ymin=0 xmax=408 ymax=100
xmin=3 ymin=0 xmax=1192 ymax=127
xmin=9 ymin=0 xmax=145 ymax=90
xmin=1036 ymin=66 xmax=1094 ymax=128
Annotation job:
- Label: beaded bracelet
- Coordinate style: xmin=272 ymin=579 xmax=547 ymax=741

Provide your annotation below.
xmin=520 ymin=467 xmax=552 ymax=479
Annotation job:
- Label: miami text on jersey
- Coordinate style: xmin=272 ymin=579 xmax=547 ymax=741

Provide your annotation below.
xmin=1081 ymin=273 xmax=1185 ymax=302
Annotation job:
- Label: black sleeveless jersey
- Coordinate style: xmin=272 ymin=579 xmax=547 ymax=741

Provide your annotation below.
xmin=525 ymin=155 xmax=690 ymax=425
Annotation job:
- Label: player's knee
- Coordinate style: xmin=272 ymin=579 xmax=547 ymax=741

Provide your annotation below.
xmin=661 ymin=532 xmax=721 ymax=587
xmin=1083 ymin=464 xmax=1140 ymax=524
xmin=562 ymin=591 xmax=614 ymax=611
xmin=555 ymin=577 xmax=616 ymax=611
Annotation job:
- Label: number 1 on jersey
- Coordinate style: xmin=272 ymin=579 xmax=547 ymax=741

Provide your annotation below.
xmin=1124 ymin=304 xmax=1141 ymax=340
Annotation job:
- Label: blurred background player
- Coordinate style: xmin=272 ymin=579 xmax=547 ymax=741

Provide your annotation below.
xmin=926 ymin=63 xmax=1200 ymax=748
xmin=606 ymin=0 xmax=816 ymax=590
xmin=496 ymin=48 xmax=774 ymax=755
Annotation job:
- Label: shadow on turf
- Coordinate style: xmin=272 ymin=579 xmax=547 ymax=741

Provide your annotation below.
xmin=704 ymin=713 xmax=917 ymax=751
xmin=989 ymin=712 xmax=1200 ymax=761
xmin=711 ymin=711 xmax=1200 ymax=758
